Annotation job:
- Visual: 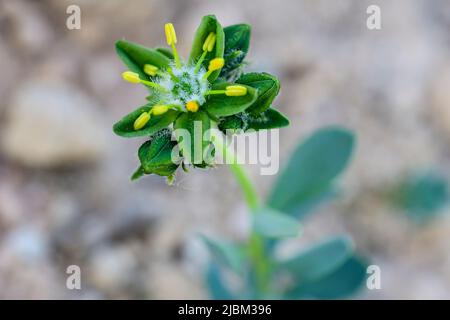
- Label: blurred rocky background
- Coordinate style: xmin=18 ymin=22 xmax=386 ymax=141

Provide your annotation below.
xmin=0 ymin=0 xmax=449 ymax=299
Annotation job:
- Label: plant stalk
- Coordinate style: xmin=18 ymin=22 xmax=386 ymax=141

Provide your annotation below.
xmin=211 ymin=129 xmax=271 ymax=295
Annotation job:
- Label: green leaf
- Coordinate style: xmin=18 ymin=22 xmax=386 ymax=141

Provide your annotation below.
xmin=131 ymin=166 xmax=145 ymax=181
xmin=138 ymin=130 xmax=179 ymax=176
xmin=173 ymin=110 xmax=212 ymax=166
xmin=206 ymin=262 xmax=236 ymax=300
xmin=285 ymin=256 xmax=368 ymax=299
xmin=155 ymin=47 xmax=174 ymax=60
xmin=395 ymin=171 xmax=449 ymax=222
xmin=115 ymin=40 xmax=171 ymax=81
xmin=204 ymin=83 xmax=258 ymax=117
xmin=236 ymin=72 xmax=280 ymax=115
xmin=246 ymin=108 xmax=289 ymax=131
xmin=201 ymin=235 xmax=245 ymax=274
xmin=253 ymin=208 xmax=301 ymax=238
xmin=189 ymin=15 xmax=225 ymax=82
xmin=277 ymin=236 xmax=354 ymax=282
xmin=113 ymin=105 xmax=179 ymax=138
xmin=220 ymin=24 xmax=251 ymax=80
xmin=268 ymin=127 xmax=355 ymax=219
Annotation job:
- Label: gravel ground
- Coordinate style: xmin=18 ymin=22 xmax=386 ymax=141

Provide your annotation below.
xmin=0 ymin=0 xmax=449 ymax=299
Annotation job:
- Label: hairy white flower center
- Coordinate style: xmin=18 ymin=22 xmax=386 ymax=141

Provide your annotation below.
xmin=158 ymin=63 xmax=210 ymax=108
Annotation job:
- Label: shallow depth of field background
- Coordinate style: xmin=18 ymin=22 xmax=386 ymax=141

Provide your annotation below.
xmin=0 ymin=0 xmax=449 ymax=299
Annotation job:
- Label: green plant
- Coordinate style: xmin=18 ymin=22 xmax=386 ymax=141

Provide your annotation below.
xmin=113 ymin=15 xmax=366 ymax=299
xmin=205 ymin=127 xmax=367 ymax=299
xmin=113 ymin=15 xmax=288 ymax=182
xmin=393 ymin=171 xmax=449 ymax=223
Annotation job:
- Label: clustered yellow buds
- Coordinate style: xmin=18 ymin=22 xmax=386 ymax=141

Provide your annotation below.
xmin=208 ymin=58 xmax=225 ymax=71
xmin=164 ymin=23 xmax=177 ymax=45
xmin=134 ymin=111 xmax=151 ymax=130
xmin=152 ymin=105 xmax=169 ymax=116
xmin=143 ymin=64 xmax=159 ymax=77
xmin=225 ymin=85 xmax=248 ymax=96
xmin=122 ymin=71 xmax=141 ymax=83
xmin=186 ymin=100 xmax=199 ymax=112
xmin=202 ymin=32 xmax=216 ymax=52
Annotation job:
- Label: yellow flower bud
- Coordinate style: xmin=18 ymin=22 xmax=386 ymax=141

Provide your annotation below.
xmin=143 ymin=64 xmax=159 ymax=77
xmin=152 ymin=105 xmax=169 ymax=116
xmin=186 ymin=101 xmax=199 ymax=112
xmin=134 ymin=112 xmax=151 ymax=130
xmin=122 ymin=71 xmax=141 ymax=83
xmin=225 ymin=85 xmax=248 ymax=96
xmin=202 ymin=32 xmax=216 ymax=52
xmin=208 ymin=58 xmax=225 ymax=72
xmin=165 ymin=23 xmax=177 ymax=45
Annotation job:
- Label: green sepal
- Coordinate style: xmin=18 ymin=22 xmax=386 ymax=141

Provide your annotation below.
xmin=189 ymin=15 xmax=225 ymax=82
xmin=204 ymin=83 xmax=258 ymax=117
xmin=115 ymin=40 xmax=171 ymax=81
xmin=246 ymin=108 xmax=289 ymax=131
xmin=130 ymin=166 xmax=145 ymax=181
xmin=155 ymin=47 xmax=174 ymax=60
xmin=113 ymin=105 xmax=179 ymax=138
xmin=173 ymin=110 xmax=213 ymax=167
xmin=236 ymin=72 xmax=280 ymax=115
xmin=220 ymin=24 xmax=251 ymax=80
xmin=138 ymin=129 xmax=179 ymax=176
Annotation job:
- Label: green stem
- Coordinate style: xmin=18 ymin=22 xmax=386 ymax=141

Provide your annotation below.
xmin=228 ymin=163 xmax=259 ymax=210
xmin=194 ymin=50 xmax=208 ymax=73
xmin=211 ymin=129 xmax=270 ymax=296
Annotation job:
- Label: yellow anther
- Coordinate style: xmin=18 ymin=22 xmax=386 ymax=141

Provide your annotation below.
xmin=143 ymin=64 xmax=159 ymax=77
xmin=122 ymin=71 xmax=141 ymax=83
xmin=164 ymin=23 xmax=177 ymax=45
xmin=202 ymin=32 xmax=216 ymax=52
xmin=208 ymin=58 xmax=225 ymax=72
xmin=164 ymin=22 xmax=181 ymax=68
xmin=134 ymin=112 xmax=151 ymax=130
xmin=152 ymin=105 xmax=169 ymax=116
xmin=225 ymin=85 xmax=248 ymax=96
xmin=186 ymin=101 xmax=199 ymax=112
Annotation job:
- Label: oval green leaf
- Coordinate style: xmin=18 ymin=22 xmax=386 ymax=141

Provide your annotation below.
xmin=277 ymin=236 xmax=354 ymax=282
xmin=200 ymin=235 xmax=245 ymax=274
xmin=285 ymin=255 xmax=368 ymax=299
xmin=268 ymin=127 xmax=355 ymax=219
xmin=253 ymin=208 xmax=301 ymax=238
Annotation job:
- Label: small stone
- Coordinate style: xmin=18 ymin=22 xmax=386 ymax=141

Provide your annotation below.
xmin=1 ymin=81 xmax=108 ymax=167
